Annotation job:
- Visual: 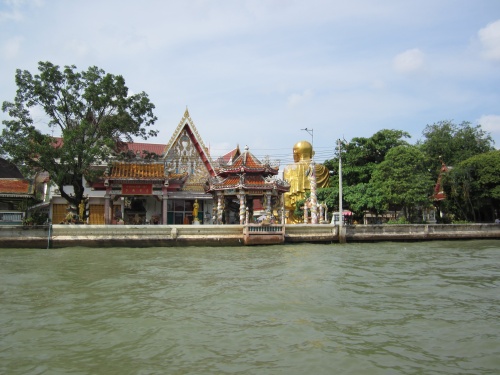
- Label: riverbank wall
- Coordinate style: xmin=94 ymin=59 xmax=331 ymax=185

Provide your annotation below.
xmin=1 ymin=223 xmax=500 ymax=248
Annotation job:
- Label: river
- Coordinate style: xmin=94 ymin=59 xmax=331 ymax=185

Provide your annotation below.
xmin=1 ymin=240 xmax=499 ymax=374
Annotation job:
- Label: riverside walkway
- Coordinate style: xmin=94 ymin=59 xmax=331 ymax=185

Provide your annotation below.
xmin=1 ymin=223 xmax=500 ymax=248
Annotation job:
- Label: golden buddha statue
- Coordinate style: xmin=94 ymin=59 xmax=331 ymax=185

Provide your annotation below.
xmin=283 ymin=140 xmax=330 ymax=223
xmin=192 ymin=199 xmax=199 ymax=224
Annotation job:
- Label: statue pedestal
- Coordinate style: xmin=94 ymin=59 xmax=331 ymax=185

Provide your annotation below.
xmin=192 ymin=219 xmax=200 ymax=225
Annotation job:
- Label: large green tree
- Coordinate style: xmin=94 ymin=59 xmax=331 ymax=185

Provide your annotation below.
xmin=442 ymin=150 xmax=500 ymax=222
xmin=325 ymin=129 xmax=411 ymax=187
xmin=419 ymin=120 xmax=494 ymax=174
xmin=1 ymin=61 xmax=158 ymax=219
xmin=323 ymin=129 xmax=411 ymax=219
xmin=370 ymin=145 xmax=434 ymax=222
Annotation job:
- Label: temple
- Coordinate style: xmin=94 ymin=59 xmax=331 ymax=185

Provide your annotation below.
xmin=0 ymin=158 xmax=38 ymax=224
xmin=205 ymin=145 xmax=290 ymax=224
xmin=44 ymin=109 xmax=290 ymax=226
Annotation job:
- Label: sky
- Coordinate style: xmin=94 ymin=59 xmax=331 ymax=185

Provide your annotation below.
xmin=1 ymin=0 xmax=500 ymax=167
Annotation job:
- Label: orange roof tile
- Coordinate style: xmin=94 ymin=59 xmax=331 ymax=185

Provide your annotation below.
xmin=0 ymin=179 xmax=34 ymax=195
xmin=109 ymin=163 xmax=166 ymax=179
xmin=125 ymin=142 xmax=166 ymax=157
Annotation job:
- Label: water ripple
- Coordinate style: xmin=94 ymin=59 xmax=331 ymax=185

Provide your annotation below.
xmin=1 ymin=240 xmax=499 ymax=374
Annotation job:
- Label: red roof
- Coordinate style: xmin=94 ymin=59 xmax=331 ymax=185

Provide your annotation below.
xmin=123 ymin=142 xmax=166 ymax=157
xmin=433 ymin=162 xmax=450 ymax=201
xmin=0 ymin=179 xmax=34 ymax=196
xmin=216 ymin=145 xmax=279 ymax=175
xmin=52 ymin=137 xmax=166 ymax=159
xmin=217 ymin=146 xmax=240 ymax=164
xmin=207 ymin=145 xmax=288 ymax=193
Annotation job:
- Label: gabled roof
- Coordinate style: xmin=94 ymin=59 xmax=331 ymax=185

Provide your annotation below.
xmin=206 ymin=146 xmax=289 ymax=193
xmin=0 ymin=158 xmax=23 ymax=179
xmin=205 ymin=174 xmax=290 ymax=193
xmin=163 ymin=109 xmax=215 ymax=177
xmin=120 ymin=142 xmax=166 ymax=158
xmin=217 ymin=145 xmax=241 ymax=165
xmin=433 ymin=162 xmax=452 ymax=201
xmin=216 ymin=145 xmax=279 ymax=176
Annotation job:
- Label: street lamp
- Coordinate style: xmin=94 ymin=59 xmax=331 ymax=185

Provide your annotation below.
xmin=301 ymin=128 xmax=314 ymax=155
xmin=338 ymin=138 xmax=346 ymax=243
xmin=338 ymin=139 xmax=343 ymax=229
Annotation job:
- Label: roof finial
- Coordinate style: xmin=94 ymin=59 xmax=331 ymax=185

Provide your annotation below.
xmin=184 ymin=106 xmax=189 ymax=118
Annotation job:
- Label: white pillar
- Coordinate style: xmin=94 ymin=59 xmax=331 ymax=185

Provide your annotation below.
xmin=309 ymin=161 xmax=318 ymax=224
xmin=217 ymin=193 xmax=223 ymax=225
xmin=239 ymin=190 xmax=246 ymax=224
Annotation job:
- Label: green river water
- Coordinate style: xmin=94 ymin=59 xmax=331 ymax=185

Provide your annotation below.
xmin=1 ymin=240 xmax=499 ymax=375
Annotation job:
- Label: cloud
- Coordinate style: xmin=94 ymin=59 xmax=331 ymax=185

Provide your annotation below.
xmin=0 ymin=7 xmax=22 ymax=22
xmin=478 ymin=19 xmax=500 ymax=62
xmin=287 ymin=89 xmax=313 ymax=108
xmin=0 ymin=0 xmax=44 ymax=22
xmin=393 ymin=48 xmax=424 ymax=73
xmin=478 ymin=114 xmax=500 ymax=134
xmin=2 ymin=36 xmax=23 ymax=59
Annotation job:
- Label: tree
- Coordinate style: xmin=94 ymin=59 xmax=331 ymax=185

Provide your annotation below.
xmin=1 ymin=62 xmax=158 ymax=220
xmin=370 ymin=145 xmax=434 ymax=222
xmin=323 ymin=129 xmax=411 ymax=218
xmin=419 ymin=120 xmax=494 ymax=175
xmin=325 ymin=129 xmax=411 ymax=187
xmin=442 ymin=150 xmax=500 ymax=222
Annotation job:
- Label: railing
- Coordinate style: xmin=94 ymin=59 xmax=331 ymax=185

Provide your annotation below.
xmin=243 ymin=224 xmax=285 ymax=245
xmin=0 ymin=211 xmax=24 ymax=224
xmin=247 ymin=224 xmax=284 ymax=233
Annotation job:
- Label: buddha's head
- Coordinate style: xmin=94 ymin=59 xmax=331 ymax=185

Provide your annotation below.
xmin=293 ymin=141 xmax=314 ymax=162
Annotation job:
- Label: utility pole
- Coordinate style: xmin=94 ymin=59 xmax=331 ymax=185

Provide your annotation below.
xmin=338 ymin=138 xmax=346 ymax=243
xmin=338 ymin=138 xmax=342 ymax=229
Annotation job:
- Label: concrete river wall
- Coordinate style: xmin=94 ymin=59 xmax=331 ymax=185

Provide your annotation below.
xmin=1 ymin=223 xmax=500 ymax=248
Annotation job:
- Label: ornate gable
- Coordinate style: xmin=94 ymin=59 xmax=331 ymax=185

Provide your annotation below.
xmin=163 ymin=109 xmax=215 ymax=192
xmin=205 ymin=146 xmax=289 ymax=194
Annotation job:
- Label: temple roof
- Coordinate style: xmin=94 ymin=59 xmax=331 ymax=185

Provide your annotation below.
xmin=119 ymin=142 xmax=166 ymax=158
xmin=105 ymin=162 xmax=188 ymax=184
xmin=163 ymin=109 xmax=215 ymax=177
xmin=0 ymin=178 xmax=35 ymax=198
xmin=216 ymin=145 xmax=241 ymax=165
xmin=205 ymin=174 xmax=289 ymax=193
xmin=108 ymin=162 xmax=165 ymax=179
xmin=216 ymin=145 xmax=279 ymax=176
xmin=206 ymin=145 xmax=288 ymax=193
xmin=433 ymin=162 xmax=452 ymax=201
xmin=0 ymin=158 xmax=23 ymax=179
xmin=51 ymin=137 xmax=167 ymax=159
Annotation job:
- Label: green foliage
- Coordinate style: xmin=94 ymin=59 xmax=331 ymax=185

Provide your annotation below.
xmin=370 ymin=145 xmax=433 ymax=222
xmin=23 ymin=211 xmax=48 ymax=225
xmin=325 ymin=129 xmax=410 ymax=187
xmin=1 ymin=62 xmax=158 ymax=218
xmin=323 ymin=129 xmax=411 ymax=218
xmin=418 ymin=120 xmax=494 ymax=176
xmin=442 ymin=150 xmax=500 ymax=222
xmin=386 ymin=217 xmax=410 ymax=225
